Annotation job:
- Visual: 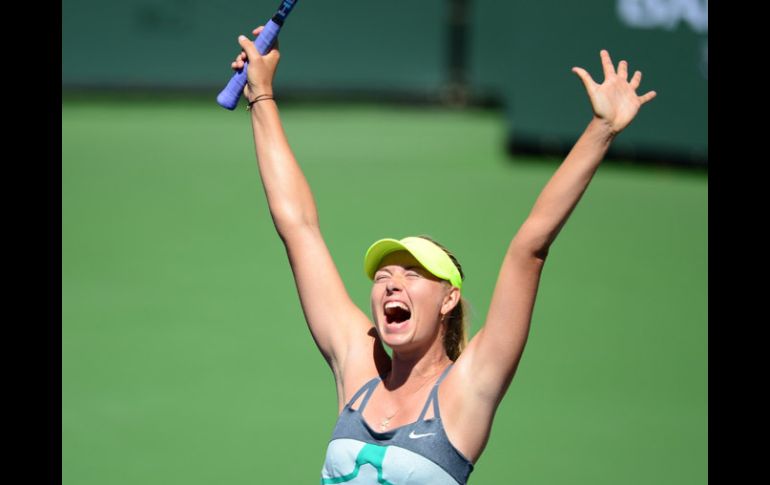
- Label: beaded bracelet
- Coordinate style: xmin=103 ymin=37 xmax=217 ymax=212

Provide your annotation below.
xmin=246 ymin=94 xmax=275 ymax=110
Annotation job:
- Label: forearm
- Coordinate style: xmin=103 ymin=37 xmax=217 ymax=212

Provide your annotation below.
xmin=515 ymin=117 xmax=615 ymax=257
xmin=249 ymin=100 xmax=319 ymax=234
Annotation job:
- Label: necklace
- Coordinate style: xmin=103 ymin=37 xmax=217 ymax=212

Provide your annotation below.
xmin=377 ymin=365 xmax=447 ymax=431
xmin=379 ymin=412 xmax=399 ymax=431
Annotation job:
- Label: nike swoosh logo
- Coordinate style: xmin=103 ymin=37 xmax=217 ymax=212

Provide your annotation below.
xmin=408 ymin=431 xmax=436 ymax=439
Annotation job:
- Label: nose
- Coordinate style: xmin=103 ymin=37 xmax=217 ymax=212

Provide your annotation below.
xmin=385 ymin=276 xmax=403 ymax=294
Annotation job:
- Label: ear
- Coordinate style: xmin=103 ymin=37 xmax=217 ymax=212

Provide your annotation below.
xmin=440 ymin=287 xmax=461 ymax=316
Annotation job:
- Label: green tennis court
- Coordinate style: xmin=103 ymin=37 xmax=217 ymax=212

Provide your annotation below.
xmin=62 ymin=97 xmax=707 ymax=484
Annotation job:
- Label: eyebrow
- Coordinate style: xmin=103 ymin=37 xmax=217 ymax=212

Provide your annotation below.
xmin=376 ymin=265 xmax=421 ymax=273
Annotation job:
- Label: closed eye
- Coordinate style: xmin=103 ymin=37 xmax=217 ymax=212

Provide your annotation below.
xmin=374 ymin=272 xmax=390 ymax=282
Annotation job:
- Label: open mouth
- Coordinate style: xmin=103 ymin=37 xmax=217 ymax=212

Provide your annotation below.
xmin=384 ymin=301 xmax=412 ymax=324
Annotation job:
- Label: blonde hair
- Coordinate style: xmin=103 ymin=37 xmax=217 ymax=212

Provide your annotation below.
xmin=418 ymin=236 xmax=469 ymax=361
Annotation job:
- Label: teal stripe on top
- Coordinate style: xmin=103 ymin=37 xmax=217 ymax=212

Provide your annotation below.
xmin=321 ymin=443 xmax=393 ymax=485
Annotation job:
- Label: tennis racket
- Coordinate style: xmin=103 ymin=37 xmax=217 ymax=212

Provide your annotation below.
xmin=217 ymin=0 xmax=299 ymax=110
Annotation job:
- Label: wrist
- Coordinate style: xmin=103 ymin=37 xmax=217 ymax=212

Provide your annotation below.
xmin=588 ymin=116 xmax=617 ymax=142
xmin=246 ymin=93 xmax=275 ymax=111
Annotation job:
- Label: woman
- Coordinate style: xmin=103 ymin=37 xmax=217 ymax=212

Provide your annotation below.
xmin=231 ymin=27 xmax=656 ymax=484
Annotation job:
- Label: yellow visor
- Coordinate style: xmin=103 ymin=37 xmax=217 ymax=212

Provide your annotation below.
xmin=364 ymin=236 xmax=463 ymax=290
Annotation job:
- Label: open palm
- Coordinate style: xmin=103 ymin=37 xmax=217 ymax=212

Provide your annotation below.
xmin=572 ymin=50 xmax=657 ymax=134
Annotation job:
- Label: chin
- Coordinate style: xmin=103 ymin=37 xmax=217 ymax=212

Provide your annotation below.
xmin=376 ymin=318 xmax=414 ymax=347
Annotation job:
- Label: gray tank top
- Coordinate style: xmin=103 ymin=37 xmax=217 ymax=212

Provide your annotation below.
xmin=320 ymin=364 xmax=474 ymax=484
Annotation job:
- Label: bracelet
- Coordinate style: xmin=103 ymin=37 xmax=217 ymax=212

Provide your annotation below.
xmin=246 ymin=94 xmax=275 ymax=110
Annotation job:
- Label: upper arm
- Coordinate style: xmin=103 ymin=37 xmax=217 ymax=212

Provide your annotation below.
xmin=456 ymin=238 xmax=546 ymax=404
xmin=441 ymin=246 xmax=545 ymax=462
xmin=280 ymin=224 xmax=375 ymax=377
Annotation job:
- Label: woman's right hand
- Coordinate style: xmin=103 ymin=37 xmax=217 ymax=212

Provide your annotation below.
xmin=231 ymin=26 xmax=281 ymax=101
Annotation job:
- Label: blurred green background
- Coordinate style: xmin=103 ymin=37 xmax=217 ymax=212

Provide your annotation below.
xmin=62 ymin=1 xmax=707 ymax=484
xmin=63 ymin=0 xmax=707 ymax=163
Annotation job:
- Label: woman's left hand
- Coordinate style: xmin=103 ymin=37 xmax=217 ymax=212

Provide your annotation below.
xmin=572 ymin=49 xmax=657 ymax=135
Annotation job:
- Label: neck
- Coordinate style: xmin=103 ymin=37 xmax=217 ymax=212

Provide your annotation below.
xmin=385 ymin=340 xmax=451 ymax=391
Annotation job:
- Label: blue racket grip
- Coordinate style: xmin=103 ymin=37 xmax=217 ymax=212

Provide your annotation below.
xmin=216 ymin=20 xmax=282 ymax=110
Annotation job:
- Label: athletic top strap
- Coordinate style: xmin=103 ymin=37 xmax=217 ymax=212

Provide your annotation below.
xmin=418 ymin=364 xmax=454 ymax=421
xmin=347 ymin=376 xmax=381 ymax=412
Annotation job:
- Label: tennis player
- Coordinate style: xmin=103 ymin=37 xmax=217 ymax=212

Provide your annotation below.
xmin=231 ymin=27 xmax=656 ymax=484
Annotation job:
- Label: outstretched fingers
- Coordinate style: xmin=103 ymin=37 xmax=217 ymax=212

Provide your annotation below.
xmin=639 ymin=90 xmax=657 ymax=105
xmin=600 ymin=49 xmax=615 ymax=79
xmin=572 ymin=66 xmax=596 ymax=92
xmin=630 ymin=68 xmax=656 ymax=105
xmin=617 ymin=60 xmax=628 ymax=80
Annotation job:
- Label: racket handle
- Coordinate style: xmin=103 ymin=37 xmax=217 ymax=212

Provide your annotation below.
xmin=216 ymin=20 xmax=282 ymax=110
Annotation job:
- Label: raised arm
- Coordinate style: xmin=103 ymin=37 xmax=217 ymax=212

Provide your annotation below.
xmin=234 ymin=30 xmax=378 ymax=385
xmin=459 ymin=50 xmax=657 ymax=403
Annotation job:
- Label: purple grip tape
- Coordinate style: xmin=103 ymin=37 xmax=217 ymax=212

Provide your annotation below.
xmin=216 ymin=20 xmax=281 ymax=110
